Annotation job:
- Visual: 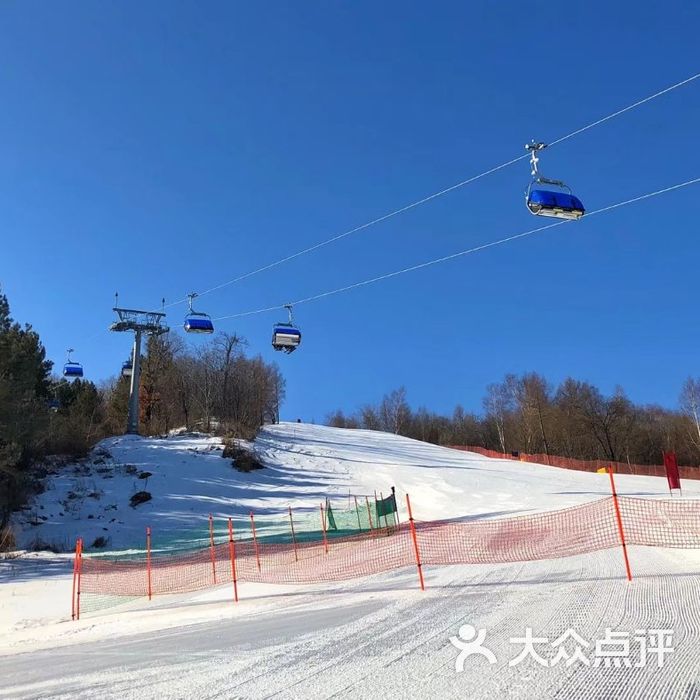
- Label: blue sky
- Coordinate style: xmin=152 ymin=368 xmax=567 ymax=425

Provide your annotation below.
xmin=1 ymin=1 xmax=699 ymax=421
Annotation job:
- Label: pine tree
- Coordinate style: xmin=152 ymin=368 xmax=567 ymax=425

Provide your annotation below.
xmin=0 ymin=290 xmax=52 ymax=526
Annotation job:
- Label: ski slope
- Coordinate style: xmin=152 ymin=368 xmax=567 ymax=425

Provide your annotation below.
xmin=13 ymin=423 xmax=699 ymax=553
xmin=2 ymin=423 xmax=700 ymax=699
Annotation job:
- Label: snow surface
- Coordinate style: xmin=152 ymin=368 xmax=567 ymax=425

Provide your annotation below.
xmin=2 ymin=423 xmax=700 ymax=698
xmin=13 ymin=424 xmax=700 ymax=553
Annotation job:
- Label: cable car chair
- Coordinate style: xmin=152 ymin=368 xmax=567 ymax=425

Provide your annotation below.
xmin=63 ymin=348 xmax=84 ymax=378
xmin=525 ymin=142 xmax=585 ymax=220
xmin=272 ymin=305 xmax=301 ymax=353
xmin=183 ymin=293 xmax=214 ymax=334
xmin=121 ymin=359 xmax=133 ymax=378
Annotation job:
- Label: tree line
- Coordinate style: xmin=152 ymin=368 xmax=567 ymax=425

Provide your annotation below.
xmin=0 ymin=289 xmax=284 ymax=531
xmin=327 ymin=375 xmax=700 ymax=466
xmin=106 ymin=332 xmax=285 ymax=438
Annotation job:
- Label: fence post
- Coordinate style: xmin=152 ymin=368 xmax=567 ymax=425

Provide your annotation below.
xmin=405 ymin=494 xmax=425 ymax=591
xmin=250 ymin=511 xmax=261 ymax=572
xmin=288 ymin=506 xmax=298 ymax=562
xmin=146 ymin=526 xmax=152 ymax=600
xmin=354 ymin=495 xmax=362 ymax=532
xmin=77 ymin=538 xmax=83 ymax=619
xmin=606 ymin=468 xmax=633 ymax=582
xmin=208 ymin=513 xmax=217 ymax=585
xmin=71 ymin=537 xmax=80 ymax=621
xmin=228 ymin=517 xmax=239 ymax=603
xmin=391 ymin=486 xmax=400 ymax=526
xmin=74 ymin=538 xmax=83 ymax=620
xmin=380 ymin=491 xmax=386 ymax=529
xmin=320 ymin=503 xmax=329 ymax=554
xmin=365 ymin=495 xmax=374 ymax=532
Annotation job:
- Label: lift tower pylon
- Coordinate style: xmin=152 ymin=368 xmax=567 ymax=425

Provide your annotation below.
xmin=109 ymin=296 xmax=169 ymax=435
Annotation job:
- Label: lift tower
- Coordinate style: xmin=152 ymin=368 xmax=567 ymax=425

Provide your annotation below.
xmin=109 ymin=295 xmax=169 ymax=435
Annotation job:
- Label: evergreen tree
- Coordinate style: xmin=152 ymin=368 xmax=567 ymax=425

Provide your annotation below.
xmin=0 ymin=291 xmax=52 ymax=526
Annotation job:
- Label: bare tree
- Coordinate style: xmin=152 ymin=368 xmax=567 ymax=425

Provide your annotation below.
xmin=359 ymin=405 xmax=381 ymax=431
xmin=483 ymin=379 xmax=515 ymax=453
xmin=515 ymin=373 xmax=552 ymax=455
xmin=680 ymin=377 xmax=700 ymax=453
xmin=379 ymin=387 xmax=410 ymax=434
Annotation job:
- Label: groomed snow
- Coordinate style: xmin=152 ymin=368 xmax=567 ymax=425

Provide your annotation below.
xmin=2 ymin=423 xmax=699 ymax=698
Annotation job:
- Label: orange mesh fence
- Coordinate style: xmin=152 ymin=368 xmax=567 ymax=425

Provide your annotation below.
xmin=619 ymin=497 xmax=700 ymax=548
xmin=448 ymin=445 xmax=700 ymax=480
xmin=76 ymin=496 xmax=700 ymax=617
xmin=416 ymin=498 xmax=620 ymax=565
xmin=78 ymin=523 xmax=410 ymax=613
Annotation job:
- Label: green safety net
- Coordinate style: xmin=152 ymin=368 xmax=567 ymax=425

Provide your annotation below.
xmin=86 ymin=492 xmax=398 ymax=556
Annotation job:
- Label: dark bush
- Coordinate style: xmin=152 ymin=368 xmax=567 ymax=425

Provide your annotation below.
xmin=27 ymin=536 xmax=66 ymax=553
xmin=223 ymin=442 xmax=264 ymax=473
xmin=91 ymin=535 xmax=109 ymax=549
xmin=129 ymin=491 xmax=152 ymax=507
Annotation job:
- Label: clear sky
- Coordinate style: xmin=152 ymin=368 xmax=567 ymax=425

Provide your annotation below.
xmin=1 ymin=1 xmax=699 ymax=421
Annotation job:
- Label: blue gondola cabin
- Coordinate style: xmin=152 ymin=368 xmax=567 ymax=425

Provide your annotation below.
xmin=184 ymin=316 xmax=214 ymax=334
xmin=272 ymin=325 xmax=301 ymax=352
xmin=527 ymin=187 xmax=585 ymax=220
xmin=63 ymin=363 xmax=84 ymax=378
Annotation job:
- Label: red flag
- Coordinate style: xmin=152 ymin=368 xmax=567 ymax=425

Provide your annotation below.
xmin=662 ymin=451 xmax=681 ymax=491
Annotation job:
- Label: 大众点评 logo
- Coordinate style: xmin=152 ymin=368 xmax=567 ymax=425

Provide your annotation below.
xmin=449 ymin=626 xmax=674 ymax=671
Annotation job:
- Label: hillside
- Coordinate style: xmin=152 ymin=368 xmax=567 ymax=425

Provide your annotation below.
xmin=13 ymin=423 xmax=698 ymax=554
xmin=2 ymin=423 xmax=700 ymax=699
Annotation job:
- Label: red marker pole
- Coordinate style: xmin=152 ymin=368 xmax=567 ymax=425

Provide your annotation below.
xmin=76 ymin=538 xmax=83 ymax=620
xmin=72 ymin=538 xmax=84 ymax=620
xmin=228 ymin=518 xmax=238 ymax=603
xmin=406 ymin=494 xmax=425 ymax=591
xmin=71 ymin=538 xmax=80 ymax=621
xmin=607 ymin=468 xmax=633 ymax=582
xmin=146 ymin=527 xmax=152 ymax=600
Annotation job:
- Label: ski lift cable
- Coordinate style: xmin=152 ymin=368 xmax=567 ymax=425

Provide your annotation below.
xmin=213 ymin=176 xmax=700 ymax=321
xmin=166 ymin=71 xmax=700 ymax=308
xmin=546 ymin=72 xmax=700 ymax=148
xmin=164 ymin=153 xmax=527 ymax=307
xmin=66 ymin=71 xmax=700 ymax=360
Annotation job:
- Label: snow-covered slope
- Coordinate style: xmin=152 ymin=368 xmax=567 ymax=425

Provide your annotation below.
xmin=256 ymin=423 xmax=700 ymax=519
xmin=3 ymin=423 xmax=700 ymax=699
xmin=13 ymin=422 xmax=700 ymax=553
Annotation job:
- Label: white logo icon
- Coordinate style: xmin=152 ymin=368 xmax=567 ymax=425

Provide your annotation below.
xmin=450 ymin=624 xmax=497 ymax=671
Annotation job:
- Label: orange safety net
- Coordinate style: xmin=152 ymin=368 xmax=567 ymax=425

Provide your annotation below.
xmin=448 ymin=445 xmax=700 ymax=480
xmin=77 ymin=497 xmax=700 ymax=615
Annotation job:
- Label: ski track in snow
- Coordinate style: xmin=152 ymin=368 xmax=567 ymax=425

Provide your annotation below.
xmin=2 ymin=423 xmax=700 ymax=699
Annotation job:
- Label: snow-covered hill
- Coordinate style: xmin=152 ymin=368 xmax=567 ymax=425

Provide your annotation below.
xmin=2 ymin=423 xmax=700 ymax=699
xmin=13 ymin=423 xmax=698 ymax=553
